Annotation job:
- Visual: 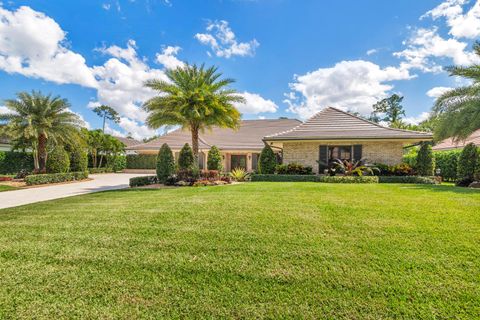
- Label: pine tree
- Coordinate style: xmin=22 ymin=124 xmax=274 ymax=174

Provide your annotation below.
xmin=207 ymin=146 xmax=222 ymax=171
xmin=178 ymin=143 xmax=194 ymax=170
xmin=258 ymin=145 xmax=276 ymax=174
xmin=416 ymin=142 xmax=435 ymax=176
xmin=156 ymin=143 xmax=175 ymax=183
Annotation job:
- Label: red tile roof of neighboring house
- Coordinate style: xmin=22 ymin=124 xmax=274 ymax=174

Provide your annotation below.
xmin=265 ymin=107 xmax=433 ymax=141
xmin=432 ymin=129 xmax=480 ymax=151
xmin=114 ymin=136 xmax=141 ymax=148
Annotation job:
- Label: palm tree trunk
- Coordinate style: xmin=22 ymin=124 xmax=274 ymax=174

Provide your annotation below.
xmin=191 ymin=127 xmax=199 ymax=165
xmin=38 ymin=133 xmax=47 ymax=173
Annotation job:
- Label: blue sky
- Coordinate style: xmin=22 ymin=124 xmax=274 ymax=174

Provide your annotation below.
xmin=0 ymin=0 xmax=479 ymax=139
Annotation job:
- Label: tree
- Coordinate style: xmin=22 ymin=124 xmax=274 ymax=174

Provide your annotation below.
xmin=0 ymin=91 xmax=82 ymax=173
xmin=92 ymin=105 xmax=120 ymax=133
xmin=258 ymin=145 xmax=276 ymax=174
xmin=371 ymin=94 xmax=406 ymax=125
xmin=432 ymin=42 xmax=480 ymax=142
xmin=143 ymin=64 xmax=244 ymax=162
xmin=178 ymin=143 xmax=194 ymax=170
xmin=46 ymin=147 xmax=70 ymax=173
xmin=416 ymin=142 xmax=435 ymax=176
xmin=457 ymin=143 xmax=478 ymax=181
xmin=156 ymin=143 xmax=175 ymax=183
xmin=207 ymin=145 xmax=222 ymax=171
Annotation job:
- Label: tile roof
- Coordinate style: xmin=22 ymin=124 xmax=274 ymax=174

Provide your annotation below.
xmin=432 ymin=129 xmax=480 ymax=151
xmin=127 ymin=119 xmax=301 ymax=151
xmin=265 ymin=107 xmax=433 ymax=141
xmin=114 ymin=136 xmax=141 ymax=147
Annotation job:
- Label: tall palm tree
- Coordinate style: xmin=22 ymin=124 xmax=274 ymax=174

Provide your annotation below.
xmin=143 ymin=64 xmax=244 ymax=162
xmin=0 ymin=91 xmax=82 ymax=173
xmin=432 ymin=42 xmax=480 ymax=142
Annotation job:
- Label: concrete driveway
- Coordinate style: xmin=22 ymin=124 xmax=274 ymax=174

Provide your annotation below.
xmin=0 ymin=173 xmax=145 ymax=210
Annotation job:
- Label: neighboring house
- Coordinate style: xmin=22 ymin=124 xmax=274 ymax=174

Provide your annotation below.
xmin=264 ymin=107 xmax=433 ymax=173
xmin=432 ymin=129 xmax=480 ymax=151
xmin=126 ymin=119 xmax=301 ymax=171
xmin=113 ymin=136 xmax=141 ymax=154
xmin=0 ymin=136 xmax=11 ymax=152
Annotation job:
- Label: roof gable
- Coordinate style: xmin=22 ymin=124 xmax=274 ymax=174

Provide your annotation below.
xmin=265 ymin=107 xmax=432 ymax=141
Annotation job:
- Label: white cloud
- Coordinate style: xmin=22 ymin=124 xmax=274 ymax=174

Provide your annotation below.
xmin=404 ymin=111 xmax=431 ymax=125
xmin=284 ymin=60 xmax=412 ymax=119
xmin=426 ymin=86 xmax=453 ymax=98
xmin=67 ymin=108 xmax=91 ymax=129
xmin=422 ymin=0 xmax=480 ymax=39
xmin=0 ymin=105 xmax=10 ymax=114
xmin=195 ymin=20 xmax=259 ymax=58
xmin=155 ymin=46 xmax=184 ymax=69
xmin=102 ymin=3 xmax=111 ymax=10
xmin=235 ymin=92 xmax=278 ymax=114
xmin=366 ymin=49 xmax=378 ymax=56
xmin=117 ymin=117 xmax=157 ymax=140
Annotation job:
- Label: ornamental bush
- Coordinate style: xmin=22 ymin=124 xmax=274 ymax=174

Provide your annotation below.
xmin=178 ymin=143 xmax=194 ymax=170
xmin=416 ymin=142 xmax=435 ymax=176
xmin=0 ymin=151 xmax=34 ymax=174
xmin=70 ymin=147 xmax=88 ymax=172
xmin=258 ymin=145 xmax=276 ymax=174
xmin=457 ymin=143 xmax=478 ymax=182
xmin=129 ymin=175 xmax=158 ymax=187
xmin=25 ymin=171 xmax=88 ymax=186
xmin=207 ymin=146 xmax=222 ymax=170
xmin=46 ymin=147 xmax=70 ymax=173
xmin=156 ymin=143 xmax=175 ymax=183
xmin=107 ymin=155 xmax=126 ymax=172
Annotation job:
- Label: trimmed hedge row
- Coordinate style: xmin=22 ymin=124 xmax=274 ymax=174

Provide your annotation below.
xmin=25 ymin=171 xmax=89 ymax=186
xmin=129 ymin=175 xmax=158 ymax=187
xmin=126 ymin=154 xmax=157 ymax=169
xmin=88 ymin=167 xmax=114 ymax=174
xmin=251 ymin=174 xmax=438 ymax=184
xmin=378 ymin=176 xmax=438 ymax=184
xmin=0 ymin=151 xmax=34 ymax=174
xmin=251 ymin=174 xmax=319 ymax=182
xmin=318 ymin=176 xmax=379 ymax=183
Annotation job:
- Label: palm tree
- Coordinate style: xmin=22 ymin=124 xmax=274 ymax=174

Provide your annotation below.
xmin=143 ymin=64 xmax=244 ymax=162
xmin=432 ymin=42 xmax=480 ymax=141
xmin=0 ymin=91 xmax=82 ymax=173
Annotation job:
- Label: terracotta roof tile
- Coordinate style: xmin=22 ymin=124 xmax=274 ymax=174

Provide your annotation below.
xmin=432 ymin=129 xmax=480 ymax=151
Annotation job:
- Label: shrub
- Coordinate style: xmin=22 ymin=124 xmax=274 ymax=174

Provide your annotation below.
xmin=126 ymin=154 xmax=157 ymax=169
xmin=25 ymin=171 xmax=88 ymax=186
xmin=177 ymin=167 xmax=200 ymax=183
xmin=229 ymin=167 xmax=250 ymax=182
xmin=156 ymin=143 xmax=175 ymax=183
xmin=178 ymin=143 xmax=194 ymax=170
xmin=378 ymin=176 xmax=437 ymax=184
xmin=0 ymin=151 xmax=34 ymax=174
xmin=88 ymin=167 xmax=113 ymax=174
xmin=416 ymin=142 xmax=435 ymax=176
xmin=207 ymin=146 xmax=222 ymax=171
xmin=258 ymin=145 xmax=276 ymax=174
xmin=70 ymin=148 xmax=88 ymax=172
xmin=251 ymin=174 xmax=320 ymax=182
xmin=275 ymin=162 xmax=313 ymax=175
xmin=129 ymin=175 xmax=158 ymax=187
xmin=106 ymin=155 xmax=126 ymax=172
xmin=455 ymin=177 xmax=474 ymax=187
xmin=46 ymin=147 xmax=70 ymax=173
xmin=201 ymin=170 xmax=220 ymax=180
xmin=375 ymin=163 xmax=415 ymax=176
xmin=433 ymin=150 xmax=461 ymax=182
xmin=318 ymin=176 xmax=379 ymax=183
xmin=402 ymin=148 xmax=418 ymax=169
xmin=457 ymin=143 xmax=478 ymax=182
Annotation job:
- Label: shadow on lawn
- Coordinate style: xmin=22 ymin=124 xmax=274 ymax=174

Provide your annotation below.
xmin=405 ymin=184 xmax=480 ymax=194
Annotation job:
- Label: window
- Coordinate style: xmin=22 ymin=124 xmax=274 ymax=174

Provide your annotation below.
xmin=328 ymin=146 xmax=352 ymax=162
xmin=252 ymin=153 xmax=260 ymax=171
xmin=198 ymin=152 xmax=205 ymax=170
xmin=231 ymin=155 xmax=247 ymax=170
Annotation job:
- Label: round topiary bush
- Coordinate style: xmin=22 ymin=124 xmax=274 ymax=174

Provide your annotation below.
xmin=178 ymin=143 xmax=194 ymax=170
xmin=457 ymin=142 xmax=478 ymax=182
xmin=46 ymin=147 xmax=70 ymax=173
xmin=156 ymin=143 xmax=175 ymax=183
xmin=416 ymin=142 xmax=434 ymax=176
xmin=207 ymin=145 xmax=222 ymax=171
xmin=70 ymin=147 xmax=88 ymax=172
xmin=258 ymin=145 xmax=276 ymax=174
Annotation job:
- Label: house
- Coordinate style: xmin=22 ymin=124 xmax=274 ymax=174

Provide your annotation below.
xmin=432 ymin=129 xmax=480 ymax=151
xmin=113 ymin=136 xmax=141 ymax=154
xmin=126 ymin=119 xmax=301 ymax=171
xmin=264 ymin=107 xmax=433 ymax=173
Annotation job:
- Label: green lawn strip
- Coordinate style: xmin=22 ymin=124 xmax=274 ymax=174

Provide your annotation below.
xmin=0 ymin=183 xmax=479 ymax=318
xmin=0 ymin=185 xmax=18 ymax=192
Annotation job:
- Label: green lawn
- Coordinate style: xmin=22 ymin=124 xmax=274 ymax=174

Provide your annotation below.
xmin=0 ymin=183 xmax=479 ymax=319
xmin=0 ymin=185 xmax=18 ymax=192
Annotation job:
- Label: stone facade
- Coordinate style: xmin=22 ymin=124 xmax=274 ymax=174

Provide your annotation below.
xmin=282 ymin=141 xmax=405 ymax=173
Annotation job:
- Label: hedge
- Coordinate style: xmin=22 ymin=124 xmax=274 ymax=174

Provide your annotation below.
xmin=378 ymin=176 xmax=438 ymax=184
xmin=25 ymin=171 xmax=89 ymax=186
xmin=433 ymin=150 xmax=461 ymax=182
xmin=129 ymin=175 xmax=158 ymax=187
xmin=88 ymin=167 xmax=114 ymax=174
xmin=251 ymin=174 xmax=320 ymax=182
xmin=0 ymin=151 xmax=34 ymax=174
xmin=126 ymin=154 xmax=157 ymax=169
xmin=318 ymin=176 xmax=379 ymax=183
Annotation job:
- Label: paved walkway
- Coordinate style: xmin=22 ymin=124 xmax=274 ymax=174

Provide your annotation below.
xmin=0 ymin=173 xmax=144 ymax=210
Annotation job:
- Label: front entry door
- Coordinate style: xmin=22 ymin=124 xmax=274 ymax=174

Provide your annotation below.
xmin=230 ymin=155 xmax=247 ymax=170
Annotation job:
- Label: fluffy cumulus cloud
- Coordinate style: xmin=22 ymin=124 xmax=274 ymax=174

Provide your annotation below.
xmin=195 ymin=20 xmax=259 ymax=58
xmin=155 ymin=46 xmax=184 ymax=69
xmin=404 ymin=112 xmax=431 ymax=125
xmin=235 ymin=92 xmax=278 ymax=114
xmin=284 ymin=60 xmax=412 ymax=119
xmin=426 ymin=86 xmax=453 ymax=98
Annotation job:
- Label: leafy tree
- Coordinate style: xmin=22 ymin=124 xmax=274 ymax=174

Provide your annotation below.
xmin=416 ymin=142 xmax=435 ymax=176
xmin=207 ymin=145 xmax=222 ymax=170
xmin=258 ymin=145 xmax=276 ymax=174
xmin=0 ymin=91 xmax=82 ymax=173
xmin=156 ymin=143 xmax=175 ymax=183
xmin=46 ymin=147 xmax=70 ymax=173
xmin=457 ymin=143 xmax=478 ymax=181
xmin=92 ymin=105 xmax=120 ymax=133
xmin=69 ymin=146 xmax=88 ymax=172
xmin=371 ymin=94 xmax=406 ymax=125
xmin=144 ymin=64 xmax=244 ymax=162
xmin=178 ymin=143 xmax=194 ymax=170
xmin=432 ymin=42 xmax=480 ymax=141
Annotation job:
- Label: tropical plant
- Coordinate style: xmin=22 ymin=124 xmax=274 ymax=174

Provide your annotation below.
xmin=143 ymin=64 xmax=244 ymax=162
xmin=207 ymin=145 xmax=222 ymax=171
xmin=457 ymin=143 xmax=478 ymax=182
xmin=156 ymin=143 xmax=175 ymax=183
xmin=258 ymin=145 xmax=276 ymax=174
xmin=229 ymin=167 xmax=250 ymax=182
xmin=92 ymin=105 xmax=120 ymax=133
xmin=46 ymin=147 xmax=70 ymax=173
xmin=332 ymin=159 xmax=377 ymax=176
xmin=432 ymin=42 xmax=480 ymax=141
xmin=0 ymin=91 xmax=82 ymax=173
xmin=178 ymin=143 xmax=194 ymax=170
xmin=416 ymin=142 xmax=435 ymax=176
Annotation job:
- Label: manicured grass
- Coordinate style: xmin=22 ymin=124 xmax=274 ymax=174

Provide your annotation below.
xmin=0 ymin=183 xmax=479 ymax=318
xmin=0 ymin=185 xmax=18 ymax=192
